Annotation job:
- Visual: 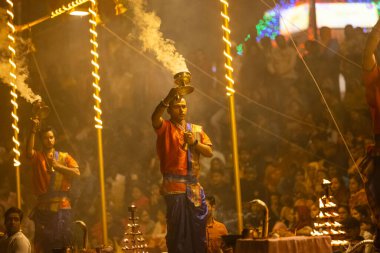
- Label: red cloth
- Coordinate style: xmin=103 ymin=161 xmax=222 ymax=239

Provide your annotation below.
xmin=155 ymin=120 xmax=212 ymax=194
xmin=363 ymin=66 xmax=380 ymax=134
xmin=235 ymin=236 xmax=332 ymax=253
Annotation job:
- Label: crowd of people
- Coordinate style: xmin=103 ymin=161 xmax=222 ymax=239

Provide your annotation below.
xmin=0 ymin=3 xmax=378 ymax=250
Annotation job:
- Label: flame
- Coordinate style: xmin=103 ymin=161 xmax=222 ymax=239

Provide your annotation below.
xmin=322 ymin=179 xmax=331 ymax=185
xmin=331 ymin=240 xmax=349 ymax=246
xmin=319 ymin=198 xmax=324 ymax=208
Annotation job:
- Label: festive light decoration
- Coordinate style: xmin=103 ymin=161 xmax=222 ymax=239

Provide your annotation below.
xmin=6 ymin=0 xmax=21 ymax=209
xmin=220 ymin=0 xmax=243 ymax=233
xmin=89 ymin=0 xmax=108 ymax=247
xmin=89 ymin=0 xmax=102 ymax=129
xmin=6 ymin=0 xmax=20 ymax=168
xmin=256 ymin=9 xmax=280 ymax=41
xmin=220 ymin=0 xmax=235 ymax=96
xmin=312 ymin=179 xmax=348 ymax=248
xmin=236 ymin=34 xmax=251 ymax=56
xmin=51 ymin=0 xmax=90 ymax=18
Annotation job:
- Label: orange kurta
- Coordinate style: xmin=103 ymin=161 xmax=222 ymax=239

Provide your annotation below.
xmin=29 ymin=151 xmax=78 ymax=211
xmin=156 ymin=120 xmax=212 ymax=194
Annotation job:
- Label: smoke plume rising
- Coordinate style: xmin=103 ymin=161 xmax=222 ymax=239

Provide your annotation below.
xmin=129 ymin=0 xmax=189 ymax=75
xmin=0 ymin=59 xmax=41 ymax=103
xmin=0 ymin=9 xmax=41 ymax=103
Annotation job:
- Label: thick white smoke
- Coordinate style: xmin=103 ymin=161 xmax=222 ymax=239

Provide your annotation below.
xmin=0 ymin=59 xmax=41 ymax=103
xmin=129 ymin=0 xmax=189 ymax=75
xmin=0 ymin=8 xmax=41 ymax=103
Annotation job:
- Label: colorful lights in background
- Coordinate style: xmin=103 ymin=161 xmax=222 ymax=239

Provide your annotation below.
xmin=256 ymin=0 xmax=298 ymax=41
xmin=236 ymin=34 xmax=251 ymax=55
xmin=256 ymin=9 xmax=279 ymax=41
xmin=237 ymin=0 xmax=380 ymax=55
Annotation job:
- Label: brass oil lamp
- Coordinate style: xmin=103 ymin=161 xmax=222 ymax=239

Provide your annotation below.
xmin=173 ymin=71 xmax=194 ymax=97
xmin=31 ymin=100 xmax=50 ymax=120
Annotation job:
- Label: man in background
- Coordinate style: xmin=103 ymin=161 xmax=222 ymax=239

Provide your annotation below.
xmin=0 ymin=207 xmax=31 ymax=253
xmin=205 ymin=195 xmax=232 ymax=253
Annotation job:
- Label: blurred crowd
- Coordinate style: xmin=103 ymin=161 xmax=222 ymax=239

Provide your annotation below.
xmin=0 ymin=9 xmax=378 ymax=251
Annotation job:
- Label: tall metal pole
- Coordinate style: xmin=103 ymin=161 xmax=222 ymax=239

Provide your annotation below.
xmin=6 ymin=0 xmax=22 ymax=209
xmin=15 ymin=0 xmax=91 ymax=32
xmin=309 ymin=0 xmax=318 ymax=40
xmin=89 ymin=0 xmax=108 ymax=245
xmin=220 ymin=0 xmax=243 ymax=232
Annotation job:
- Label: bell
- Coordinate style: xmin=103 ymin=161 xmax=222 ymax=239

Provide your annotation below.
xmin=115 ymin=2 xmax=127 ymax=16
xmin=32 ymin=100 xmax=50 ymax=120
xmin=173 ymin=71 xmax=194 ymax=96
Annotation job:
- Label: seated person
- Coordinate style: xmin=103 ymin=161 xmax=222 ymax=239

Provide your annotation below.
xmin=272 ymin=205 xmax=313 ymax=237
xmin=206 ymin=195 xmax=232 ymax=253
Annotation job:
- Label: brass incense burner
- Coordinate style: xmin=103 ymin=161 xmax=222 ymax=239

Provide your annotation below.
xmin=173 ymin=71 xmax=194 ymax=97
xmin=32 ymin=100 xmax=50 ymax=120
